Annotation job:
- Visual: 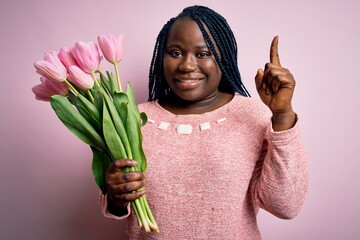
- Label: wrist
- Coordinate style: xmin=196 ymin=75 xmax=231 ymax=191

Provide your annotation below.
xmin=272 ymin=110 xmax=297 ymax=131
xmin=107 ymin=194 xmax=129 ymax=216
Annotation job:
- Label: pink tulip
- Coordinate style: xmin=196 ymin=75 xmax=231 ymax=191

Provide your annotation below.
xmin=34 ymin=51 xmax=68 ymax=83
xmin=97 ymin=34 xmax=124 ymax=64
xmin=68 ymin=65 xmax=94 ymax=90
xmin=58 ymin=47 xmax=78 ymax=70
xmin=71 ymin=41 xmax=101 ymax=74
xmin=32 ymin=77 xmax=69 ymax=101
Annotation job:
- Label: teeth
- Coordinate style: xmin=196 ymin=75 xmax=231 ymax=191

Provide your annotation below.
xmin=178 ymin=79 xmax=198 ymax=83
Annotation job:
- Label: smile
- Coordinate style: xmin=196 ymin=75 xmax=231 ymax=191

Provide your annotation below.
xmin=176 ymin=79 xmax=200 ymax=83
xmin=174 ymin=78 xmax=203 ymax=89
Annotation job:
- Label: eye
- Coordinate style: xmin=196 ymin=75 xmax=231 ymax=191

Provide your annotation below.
xmin=196 ymin=52 xmax=210 ymax=58
xmin=169 ymin=50 xmax=182 ymax=58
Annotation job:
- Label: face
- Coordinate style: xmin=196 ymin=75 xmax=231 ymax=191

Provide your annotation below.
xmin=163 ymin=18 xmax=222 ymax=103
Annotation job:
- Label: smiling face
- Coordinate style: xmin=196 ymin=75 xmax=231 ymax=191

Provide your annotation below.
xmin=163 ymin=18 xmax=222 ymax=103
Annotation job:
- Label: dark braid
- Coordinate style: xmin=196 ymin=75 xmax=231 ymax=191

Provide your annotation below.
xmin=148 ymin=5 xmax=250 ymax=101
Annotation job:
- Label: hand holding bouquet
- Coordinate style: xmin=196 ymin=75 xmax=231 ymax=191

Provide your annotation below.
xmin=32 ymin=34 xmax=159 ymax=233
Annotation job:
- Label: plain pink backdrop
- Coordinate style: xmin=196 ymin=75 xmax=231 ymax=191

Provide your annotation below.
xmin=1 ymin=0 xmax=359 ymax=239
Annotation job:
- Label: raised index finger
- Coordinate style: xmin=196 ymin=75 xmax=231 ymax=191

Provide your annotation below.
xmin=270 ymin=36 xmax=281 ymax=66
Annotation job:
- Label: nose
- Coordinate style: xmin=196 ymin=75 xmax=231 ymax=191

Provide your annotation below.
xmin=179 ymin=54 xmax=197 ymax=72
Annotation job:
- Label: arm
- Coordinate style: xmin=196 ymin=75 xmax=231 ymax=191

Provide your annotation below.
xmin=251 ymin=120 xmax=309 ymax=219
xmin=251 ymin=36 xmax=309 ymax=218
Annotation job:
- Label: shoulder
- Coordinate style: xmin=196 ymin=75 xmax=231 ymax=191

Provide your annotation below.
xmin=138 ymin=101 xmax=155 ymax=112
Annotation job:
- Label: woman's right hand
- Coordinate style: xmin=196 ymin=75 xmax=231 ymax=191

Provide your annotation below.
xmin=106 ymin=159 xmax=146 ymax=210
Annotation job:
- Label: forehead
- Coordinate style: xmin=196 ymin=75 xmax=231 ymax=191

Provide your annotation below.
xmin=166 ymin=17 xmax=220 ymax=55
xmin=167 ymin=18 xmax=203 ymax=40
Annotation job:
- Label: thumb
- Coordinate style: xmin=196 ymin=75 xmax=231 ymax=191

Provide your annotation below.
xmin=255 ymin=68 xmax=264 ymax=92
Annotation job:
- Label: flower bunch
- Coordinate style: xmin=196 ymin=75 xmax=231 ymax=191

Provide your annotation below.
xmin=32 ymin=34 xmax=159 ymax=233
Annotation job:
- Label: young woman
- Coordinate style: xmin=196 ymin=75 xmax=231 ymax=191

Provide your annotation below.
xmin=101 ymin=5 xmax=309 ymax=239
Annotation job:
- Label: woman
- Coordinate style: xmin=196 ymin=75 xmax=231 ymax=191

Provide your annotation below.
xmin=101 ymin=5 xmax=309 ymax=239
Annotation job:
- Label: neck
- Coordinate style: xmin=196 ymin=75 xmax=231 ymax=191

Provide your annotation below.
xmin=159 ymin=91 xmax=234 ymax=115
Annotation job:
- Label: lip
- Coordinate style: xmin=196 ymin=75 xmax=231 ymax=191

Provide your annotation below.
xmin=174 ymin=76 xmax=203 ymax=90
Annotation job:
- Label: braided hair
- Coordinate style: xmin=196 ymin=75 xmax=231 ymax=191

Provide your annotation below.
xmin=148 ymin=5 xmax=250 ymax=101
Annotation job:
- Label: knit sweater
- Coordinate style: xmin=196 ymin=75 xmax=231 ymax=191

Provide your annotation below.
xmin=100 ymin=94 xmax=309 ymax=240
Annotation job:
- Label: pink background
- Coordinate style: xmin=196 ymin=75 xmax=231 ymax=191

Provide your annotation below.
xmin=1 ymin=0 xmax=359 ymax=239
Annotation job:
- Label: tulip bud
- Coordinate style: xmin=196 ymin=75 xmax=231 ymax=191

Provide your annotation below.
xmin=97 ymin=34 xmax=124 ymax=64
xmin=71 ymin=41 xmax=101 ymax=74
xmin=68 ymin=65 xmax=94 ymax=90
xmin=32 ymin=77 xmax=69 ymax=101
xmin=34 ymin=51 xmax=68 ymax=83
xmin=59 ymin=47 xmax=78 ymax=70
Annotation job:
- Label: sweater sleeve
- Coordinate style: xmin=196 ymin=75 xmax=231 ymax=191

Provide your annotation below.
xmin=250 ymin=119 xmax=309 ymax=219
xmin=99 ymin=192 xmax=131 ymax=220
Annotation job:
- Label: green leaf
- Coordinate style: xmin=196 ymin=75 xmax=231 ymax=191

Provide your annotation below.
xmin=91 ymin=146 xmax=112 ymax=195
xmin=113 ymin=92 xmax=128 ymax=123
xmin=140 ymin=112 xmax=148 ymax=126
xmin=102 ymin=101 xmax=127 ymax=160
xmin=125 ymin=82 xmax=142 ymax=125
xmin=77 ymin=95 xmax=101 ymax=122
xmin=99 ymin=72 xmax=111 ymax=95
xmin=68 ymin=93 xmax=102 ymax=131
xmin=125 ymin=104 xmax=147 ymax=172
xmin=107 ymin=71 xmax=118 ymax=95
xmin=93 ymin=90 xmax=103 ymax=113
xmin=50 ymin=95 xmax=106 ymax=150
xmin=101 ymin=88 xmax=132 ymax=159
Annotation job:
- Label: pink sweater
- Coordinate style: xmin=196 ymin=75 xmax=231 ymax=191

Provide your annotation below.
xmin=100 ymin=94 xmax=309 ymax=239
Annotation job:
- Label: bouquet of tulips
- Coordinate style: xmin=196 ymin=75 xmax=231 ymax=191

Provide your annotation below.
xmin=32 ymin=34 xmax=159 ymax=233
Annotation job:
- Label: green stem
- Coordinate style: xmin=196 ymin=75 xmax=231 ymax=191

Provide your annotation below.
xmin=64 ymin=79 xmax=80 ymax=96
xmin=142 ymin=195 xmax=158 ymax=228
xmin=134 ymin=198 xmax=150 ymax=232
xmin=131 ymin=201 xmax=142 ymax=228
xmin=90 ymin=72 xmax=101 ymax=89
xmin=87 ymin=90 xmax=94 ymax=103
xmin=114 ymin=63 xmax=122 ymax=92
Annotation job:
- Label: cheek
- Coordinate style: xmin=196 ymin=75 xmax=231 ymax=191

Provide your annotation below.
xmin=163 ymin=56 xmax=176 ymax=77
xmin=202 ymin=61 xmax=222 ymax=81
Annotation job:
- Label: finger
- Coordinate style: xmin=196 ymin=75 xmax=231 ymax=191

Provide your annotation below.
xmin=120 ymin=171 xmax=145 ymax=183
xmin=271 ymin=75 xmax=281 ymax=92
xmin=113 ymin=189 xmax=146 ymax=203
xmin=107 ymin=159 xmax=138 ymax=174
xmin=270 ymin=36 xmax=281 ymax=66
xmin=255 ymin=68 xmax=264 ymax=91
xmin=121 ymin=180 xmax=145 ymax=193
xmin=107 ymin=171 xmax=145 ymax=186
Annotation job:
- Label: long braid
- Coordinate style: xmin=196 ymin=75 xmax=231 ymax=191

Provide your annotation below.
xmin=148 ymin=18 xmax=175 ymax=100
xmin=148 ymin=5 xmax=250 ymax=101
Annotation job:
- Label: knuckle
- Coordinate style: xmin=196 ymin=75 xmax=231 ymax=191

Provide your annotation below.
xmin=122 ymin=183 xmax=132 ymax=193
xmin=122 ymin=173 xmax=131 ymax=182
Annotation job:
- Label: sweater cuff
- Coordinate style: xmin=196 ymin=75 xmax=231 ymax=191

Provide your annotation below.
xmin=269 ymin=116 xmax=302 ymax=144
xmin=99 ymin=192 xmax=131 ymax=220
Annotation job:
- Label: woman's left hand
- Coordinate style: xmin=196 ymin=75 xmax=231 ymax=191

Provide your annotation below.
xmin=255 ymin=36 xmax=297 ymax=131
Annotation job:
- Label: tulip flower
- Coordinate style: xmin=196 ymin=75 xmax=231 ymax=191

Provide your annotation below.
xmin=97 ymin=34 xmax=124 ymax=64
xmin=71 ymin=41 xmax=101 ymax=74
xmin=32 ymin=77 xmax=69 ymax=101
xmin=68 ymin=65 xmax=94 ymax=90
xmin=59 ymin=47 xmax=78 ymax=70
xmin=34 ymin=51 xmax=68 ymax=83
xmin=97 ymin=34 xmax=125 ymax=92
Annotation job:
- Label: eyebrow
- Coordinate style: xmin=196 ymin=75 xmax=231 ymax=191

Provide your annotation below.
xmin=166 ymin=43 xmax=210 ymax=50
